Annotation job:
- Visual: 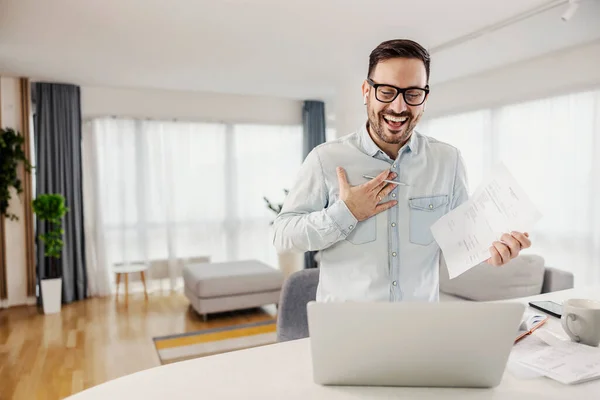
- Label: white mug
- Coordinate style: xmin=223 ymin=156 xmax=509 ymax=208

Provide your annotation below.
xmin=561 ymin=299 xmax=600 ymax=347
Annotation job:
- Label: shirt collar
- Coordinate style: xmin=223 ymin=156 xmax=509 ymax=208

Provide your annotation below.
xmin=358 ymin=123 xmax=381 ymax=156
xmin=406 ymin=129 xmax=420 ymax=155
xmin=359 ymin=122 xmax=421 ymax=157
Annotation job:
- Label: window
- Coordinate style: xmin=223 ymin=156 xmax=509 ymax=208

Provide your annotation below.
xmin=418 ymin=90 xmax=600 ymax=285
xmin=85 ymin=118 xmax=303 ymax=285
xmin=419 ymin=110 xmax=490 ymax=192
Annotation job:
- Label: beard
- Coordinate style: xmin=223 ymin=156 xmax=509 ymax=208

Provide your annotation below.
xmin=368 ymin=106 xmax=422 ymax=146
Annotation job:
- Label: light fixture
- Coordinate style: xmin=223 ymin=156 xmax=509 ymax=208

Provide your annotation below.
xmin=561 ymin=0 xmax=580 ymax=22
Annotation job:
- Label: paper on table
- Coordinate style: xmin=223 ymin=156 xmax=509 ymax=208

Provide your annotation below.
xmin=517 ymin=339 xmax=600 ymax=385
xmin=508 ymin=330 xmax=596 ymax=382
xmin=508 ymin=335 xmax=549 ymax=379
xmin=431 ymin=163 xmax=542 ymax=279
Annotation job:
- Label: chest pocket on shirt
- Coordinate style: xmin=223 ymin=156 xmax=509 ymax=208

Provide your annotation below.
xmin=345 ymin=216 xmax=377 ymax=245
xmin=408 ymin=195 xmax=448 ymax=246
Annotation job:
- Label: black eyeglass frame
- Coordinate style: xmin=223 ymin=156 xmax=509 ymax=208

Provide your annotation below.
xmin=366 ymin=78 xmax=430 ymax=106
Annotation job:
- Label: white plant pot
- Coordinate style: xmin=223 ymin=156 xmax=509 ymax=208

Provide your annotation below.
xmin=41 ymin=278 xmax=62 ymax=314
xmin=277 ymin=251 xmax=303 ymax=280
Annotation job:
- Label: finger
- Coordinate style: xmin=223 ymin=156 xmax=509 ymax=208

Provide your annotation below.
xmin=365 ymin=169 xmax=391 ymax=190
xmin=378 ymin=181 xmax=398 ymax=199
xmin=500 ymin=233 xmax=521 ymax=259
xmin=336 ymin=167 xmax=349 ymax=190
xmin=511 ymin=231 xmax=531 ymax=249
xmin=487 ymin=246 xmax=502 ymax=266
xmin=492 ymin=241 xmax=511 ymax=265
xmin=373 ymin=200 xmax=398 ymax=214
xmin=373 ymin=172 xmax=398 ymax=193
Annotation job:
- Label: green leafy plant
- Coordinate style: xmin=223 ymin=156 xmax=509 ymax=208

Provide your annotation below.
xmin=0 ymin=127 xmax=33 ymax=220
xmin=263 ymin=189 xmax=289 ymax=224
xmin=32 ymin=194 xmax=68 ymax=278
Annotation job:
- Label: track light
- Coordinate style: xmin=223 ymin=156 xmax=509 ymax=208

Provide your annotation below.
xmin=561 ymin=0 xmax=580 ymax=22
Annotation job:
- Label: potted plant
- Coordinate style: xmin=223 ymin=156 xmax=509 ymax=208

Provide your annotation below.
xmin=263 ymin=189 xmax=288 ymax=224
xmin=0 ymin=127 xmax=33 ymax=221
xmin=32 ymin=193 xmax=68 ymax=314
xmin=264 ymin=189 xmax=303 ymax=279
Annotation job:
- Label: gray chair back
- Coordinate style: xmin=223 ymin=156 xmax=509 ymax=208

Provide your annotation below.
xmin=276 ymin=268 xmax=319 ymax=342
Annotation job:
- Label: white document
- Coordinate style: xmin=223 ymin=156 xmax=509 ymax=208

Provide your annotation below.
xmin=509 ymin=330 xmax=600 ymax=383
xmin=517 ymin=339 xmax=600 ymax=385
xmin=508 ymin=335 xmax=549 ymax=379
xmin=431 ymin=163 xmax=542 ymax=278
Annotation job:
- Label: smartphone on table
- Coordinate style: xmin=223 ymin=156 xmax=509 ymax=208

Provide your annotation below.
xmin=529 ymin=300 xmax=563 ymax=318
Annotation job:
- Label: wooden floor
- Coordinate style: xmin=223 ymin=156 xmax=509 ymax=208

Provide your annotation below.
xmin=0 ymin=292 xmax=275 ymax=400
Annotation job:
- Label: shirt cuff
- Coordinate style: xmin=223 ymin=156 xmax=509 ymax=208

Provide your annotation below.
xmin=325 ymin=200 xmax=358 ymax=237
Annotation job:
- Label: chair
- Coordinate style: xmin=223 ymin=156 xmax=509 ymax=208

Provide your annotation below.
xmin=276 ymin=268 xmax=319 ymax=342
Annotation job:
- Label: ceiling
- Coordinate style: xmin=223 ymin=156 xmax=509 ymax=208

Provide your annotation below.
xmin=0 ymin=0 xmax=599 ymax=100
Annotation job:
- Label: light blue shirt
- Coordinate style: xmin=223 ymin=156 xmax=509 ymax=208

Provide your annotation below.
xmin=272 ymin=123 xmax=469 ymax=302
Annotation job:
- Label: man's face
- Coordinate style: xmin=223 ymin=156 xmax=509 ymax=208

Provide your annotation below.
xmin=362 ymin=58 xmax=428 ymax=147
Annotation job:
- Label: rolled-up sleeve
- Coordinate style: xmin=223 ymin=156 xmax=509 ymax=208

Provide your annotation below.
xmin=272 ymin=147 xmax=357 ymax=252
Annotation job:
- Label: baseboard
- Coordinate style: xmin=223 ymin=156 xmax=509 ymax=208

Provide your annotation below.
xmin=0 ymin=296 xmax=37 ymax=308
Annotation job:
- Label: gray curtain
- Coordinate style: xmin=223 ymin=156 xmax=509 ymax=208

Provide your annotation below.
xmin=33 ymin=82 xmax=87 ymax=304
xmin=302 ymin=100 xmax=326 ymax=269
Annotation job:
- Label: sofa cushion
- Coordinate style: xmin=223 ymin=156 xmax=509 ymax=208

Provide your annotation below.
xmin=183 ymin=260 xmax=284 ymax=298
xmin=439 ymin=254 xmax=545 ymax=301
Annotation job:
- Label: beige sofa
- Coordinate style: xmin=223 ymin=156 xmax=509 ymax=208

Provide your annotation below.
xmin=439 ymin=254 xmax=574 ymax=302
xmin=183 ymin=260 xmax=284 ymax=321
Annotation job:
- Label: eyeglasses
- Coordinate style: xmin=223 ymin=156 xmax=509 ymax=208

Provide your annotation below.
xmin=367 ymin=78 xmax=429 ymax=106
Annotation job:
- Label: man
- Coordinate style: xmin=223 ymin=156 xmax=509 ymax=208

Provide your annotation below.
xmin=272 ymin=39 xmax=531 ymax=302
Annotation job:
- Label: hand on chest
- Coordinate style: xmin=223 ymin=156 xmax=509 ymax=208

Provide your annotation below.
xmin=328 ymin=158 xmax=451 ymax=247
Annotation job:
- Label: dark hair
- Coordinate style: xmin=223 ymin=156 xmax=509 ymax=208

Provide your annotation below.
xmin=368 ymin=39 xmax=431 ymax=83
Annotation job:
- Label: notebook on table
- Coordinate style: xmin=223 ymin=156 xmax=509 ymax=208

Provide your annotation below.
xmin=515 ymin=312 xmax=548 ymax=343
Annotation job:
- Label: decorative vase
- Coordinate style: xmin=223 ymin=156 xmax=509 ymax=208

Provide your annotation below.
xmin=277 ymin=251 xmax=303 ymax=279
xmin=41 ymin=278 xmax=62 ymax=314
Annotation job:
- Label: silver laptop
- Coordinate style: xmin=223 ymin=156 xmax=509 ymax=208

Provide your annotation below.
xmin=307 ymin=300 xmax=525 ymax=388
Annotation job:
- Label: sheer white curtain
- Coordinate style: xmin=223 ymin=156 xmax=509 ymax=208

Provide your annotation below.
xmin=419 ymin=89 xmax=600 ymax=286
xmin=83 ymin=117 xmax=302 ymax=295
xmin=419 ymin=109 xmax=491 ymax=192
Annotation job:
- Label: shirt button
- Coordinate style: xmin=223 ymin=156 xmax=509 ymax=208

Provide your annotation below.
xmin=392 ymin=163 xmax=397 ymax=168
xmin=349 ymin=225 xmax=354 ymax=230
xmin=391 ymin=222 xmax=396 ymax=227
xmin=392 ymin=281 xmax=398 ymax=286
xmin=392 ymin=193 xmax=396 ymax=198
xmin=392 ymin=252 xmax=397 ymax=257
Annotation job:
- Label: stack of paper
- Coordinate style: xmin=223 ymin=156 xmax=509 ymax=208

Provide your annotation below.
xmin=517 ymin=339 xmax=600 ymax=385
xmin=431 ymin=163 xmax=543 ymax=279
xmin=510 ymin=331 xmax=600 ymax=385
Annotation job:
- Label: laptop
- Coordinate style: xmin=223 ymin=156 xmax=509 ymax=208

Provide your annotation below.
xmin=307 ymin=300 xmax=525 ymax=388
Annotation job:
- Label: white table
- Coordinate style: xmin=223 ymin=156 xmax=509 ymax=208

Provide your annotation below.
xmin=68 ymin=286 xmax=600 ymax=400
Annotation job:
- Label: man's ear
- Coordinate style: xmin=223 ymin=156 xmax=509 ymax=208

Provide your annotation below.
xmin=361 ymin=80 xmax=369 ymax=105
xmin=423 ymin=86 xmax=430 ymax=111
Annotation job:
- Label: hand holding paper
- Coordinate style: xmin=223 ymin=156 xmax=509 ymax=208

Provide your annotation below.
xmin=487 ymin=231 xmax=531 ymax=267
xmin=431 ymin=163 xmax=542 ymax=279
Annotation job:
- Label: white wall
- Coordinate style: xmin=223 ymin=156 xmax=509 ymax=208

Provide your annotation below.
xmin=0 ymin=76 xmax=32 ymax=307
xmin=81 ymin=86 xmax=303 ymax=125
xmin=425 ymin=40 xmax=600 ymax=118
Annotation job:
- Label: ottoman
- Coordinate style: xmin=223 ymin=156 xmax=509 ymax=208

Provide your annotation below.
xmin=183 ymin=260 xmax=284 ymax=321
